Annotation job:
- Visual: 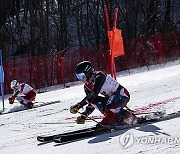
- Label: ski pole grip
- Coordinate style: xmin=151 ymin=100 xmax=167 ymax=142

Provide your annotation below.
xmin=78 ymin=111 xmax=114 ymax=132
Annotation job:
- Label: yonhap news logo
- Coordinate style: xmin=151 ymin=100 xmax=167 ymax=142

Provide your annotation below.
xmin=119 ymin=133 xmax=180 ymax=148
xmin=119 ymin=133 xmax=134 ymax=148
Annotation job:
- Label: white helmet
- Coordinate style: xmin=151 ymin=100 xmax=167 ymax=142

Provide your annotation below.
xmin=10 ymin=80 xmax=19 ymax=89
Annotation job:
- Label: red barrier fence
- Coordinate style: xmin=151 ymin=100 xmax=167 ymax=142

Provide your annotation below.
xmin=3 ymin=31 xmax=180 ymax=94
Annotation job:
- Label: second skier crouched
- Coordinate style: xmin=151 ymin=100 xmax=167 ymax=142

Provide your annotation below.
xmin=8 ymin=80 xmax=36 ymax=109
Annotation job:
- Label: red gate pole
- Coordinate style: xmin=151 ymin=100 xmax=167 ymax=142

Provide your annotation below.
xmin=104 ymin=5 xmax=119 ymax=80
xmin=104 ymin=5 xmax=113 ymax=76
xmin=111 ymin=8 xmax=118 ymax=79
xmin=104 ymin=5 xmax=110 ymax=31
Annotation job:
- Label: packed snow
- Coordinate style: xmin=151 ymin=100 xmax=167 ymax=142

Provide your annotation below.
xmin=0 ymin=60 xmax=180 ymax=154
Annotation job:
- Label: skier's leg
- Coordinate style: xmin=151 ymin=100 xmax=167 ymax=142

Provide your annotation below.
xmin=16 ymin=96 xmax=33 ymax=109
xmin=16 ymin=96 xmax=24 ymax=104
xmin=90 ymin=96 xmax=120 ymax=125
xmin=23 ymin=99 xmax=33 ymax=109
xmin=100 ymin=110 xmax=121 ymax=124
xmin=24 ymin=90 xmax=36 ymax=102
xmin=21 ymin=90 xmax=36 ymax=109
xmin=106 ymin=88 xmax=137 ymax=124
xmin=106 ymin=87 xmax=130 ymax=115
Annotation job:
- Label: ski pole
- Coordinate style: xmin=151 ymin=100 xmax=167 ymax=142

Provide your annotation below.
xmin=125 ymin=106 xmax=134 ymax=113
xmin=78 ymin=111 xmax=114 ymax=132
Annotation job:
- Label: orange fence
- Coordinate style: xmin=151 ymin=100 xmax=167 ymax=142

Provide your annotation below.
xmin=3 ymin=31 xmax=180 ymax=94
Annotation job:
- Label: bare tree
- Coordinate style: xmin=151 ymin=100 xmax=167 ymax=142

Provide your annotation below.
xmin=0 ymin=0 xmax=179 ymax=59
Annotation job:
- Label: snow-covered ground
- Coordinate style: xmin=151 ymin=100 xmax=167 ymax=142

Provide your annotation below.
xmin=0 ymin=60 xmax=180 ymax=154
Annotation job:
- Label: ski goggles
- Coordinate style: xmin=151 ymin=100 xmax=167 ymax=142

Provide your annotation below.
xmin=76 ymin=73 xmax=86 ymax=80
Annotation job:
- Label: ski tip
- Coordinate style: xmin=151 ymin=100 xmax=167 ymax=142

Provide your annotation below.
xmin=37 ymin=136 xmax=45 ymax=142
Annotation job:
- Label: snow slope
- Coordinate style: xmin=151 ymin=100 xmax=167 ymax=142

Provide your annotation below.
xmin=0 ymin=60 xmax=180 ymax=154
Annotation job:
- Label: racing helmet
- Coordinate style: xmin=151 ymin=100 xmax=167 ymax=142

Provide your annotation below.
xmin=75 ymin=61 xmax=94 ymax=80
xmin=10 ymin=80 xmax=19 ymax=89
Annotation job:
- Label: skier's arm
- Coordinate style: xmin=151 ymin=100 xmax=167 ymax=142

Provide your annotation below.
xmin=82 ymin=104 xmax=95 ymax=116
xmin=76 ymin=104 xmax=95 ymax=124
xmin=70 ymin=72 xmax=106 ymax=114
xmin=12 ymin=89 xmax=20 ymax=97
xmin=12 ymin=83 xmax=25 ymax=97
xmin=70 ymin=92 xmax=94 ymax=114
xmin=8 ymin=89 xmax=20 ymax=104
xmin=86 ymin=73 xmax=106 ymax=103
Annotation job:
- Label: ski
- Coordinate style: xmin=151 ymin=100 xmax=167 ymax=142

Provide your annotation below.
xmin=37 ymin=110 xmax=165 ymax=143
xmin=33 ymin=100 xmax=61 ymax=108
xmin=53 ymin=127 xmax=106 ymax=143
xmin=52 ymin=118 xmax=155 ymax=143
xmin=37 ymin=126 xmax=98 ymax=142
xmin=53 ymin=111 xmax=180 ymax=144
xmin=1 ymin=100 xmax=61 ymax=115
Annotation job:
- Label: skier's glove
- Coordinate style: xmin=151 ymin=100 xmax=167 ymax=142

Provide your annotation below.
xmin=8 ymin=96 xmax=16 ymax=104
xmin=70 ymin=103 xmax=81 ymax=114
xmin=76 ymin=115 xmax=86 ymax=124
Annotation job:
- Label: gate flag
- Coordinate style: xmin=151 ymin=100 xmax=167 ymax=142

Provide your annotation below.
xmin=104 ymin=5 xmax=125 ymax=79
xmin=108 ymin=28 xmax=124 ymax=57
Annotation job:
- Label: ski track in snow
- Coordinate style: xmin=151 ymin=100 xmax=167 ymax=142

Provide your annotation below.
xmin=0 ymin=60 xmax=180 ymax=154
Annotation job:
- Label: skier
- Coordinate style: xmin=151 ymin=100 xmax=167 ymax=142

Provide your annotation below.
xmin=8 ymin=80 xmax=36 ymax=109
xmin=70 ymin=61 xmax=138 ymax=126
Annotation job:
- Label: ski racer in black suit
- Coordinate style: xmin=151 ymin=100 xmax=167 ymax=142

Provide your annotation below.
xmin=70 ymin=61 xmax=137 ymax=126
